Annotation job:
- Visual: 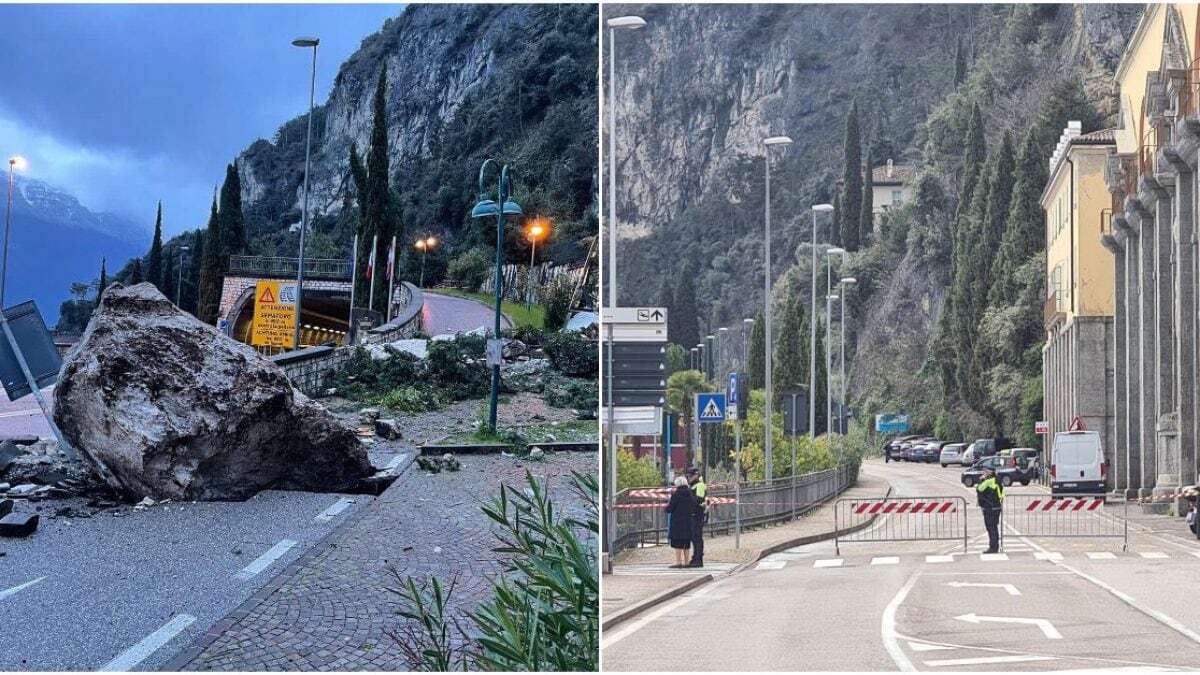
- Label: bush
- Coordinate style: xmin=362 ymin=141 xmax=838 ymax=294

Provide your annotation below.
xmin=426 ymin=334 xmax=490 ymax=399
xmin=543 ymin=331 xmax=597 ymax=377
xmin=540 ymin=276 xmax=574 ymax=331
xmin=544 ymin=376 xmax=597 ymax=412
xmin=328 ymin=347 xmax=423 ymax=400
xmin=617 ymin=448 xmax=661 ymax=491
xmin=377 ymin=386 xmax=444 ymax=413
xmin=508 ymin=324 xmax=545 ymax=347
xmin=446 ymin=248 xmax=492 ymax=291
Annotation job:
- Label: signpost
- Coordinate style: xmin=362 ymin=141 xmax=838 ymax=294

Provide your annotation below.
xmin=727 ymin=372 xmax=746 ymax=548
xmin=250 ymin=280 xmax=298 ymax=349
xmin=1034 ymin=420 xmax=1050 ymax=435
xmin=875 ymin=413 xmax=911 ymax=434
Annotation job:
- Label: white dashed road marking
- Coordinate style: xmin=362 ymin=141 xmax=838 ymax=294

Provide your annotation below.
xmin=923 ymin=655 xmax=1057 ymax=667
xmin=235 ymin=539 xmax=297 ymax=580
xmin=100 ymin=613 xmax=196 ymax=671
xmin=1088 ymin=552 xmax=1117 ymax=560
xmin=757 ymin=560 xmax=787 ymax=570
xmin=980 ymin=553 xmax=1008 ymax=561
xmin=1034 ymin=552 xmax=1063 ymax=561
xmin=907 ymin=641 xmax=954 ymax=652
xmin=1138 ymin=551 xmax=1169 ymax=559
xmin=925 ymin=555 xmax=954 ymax=564
xmin=316 ymin=497 xmax=356 ymax=522
xmin=0 ymin=576 xmax=46 ymax=601
xmin=871 ymin=556 xmax=900 ymax=566
xmin=813 ymin=558 xmax=844 ymax=568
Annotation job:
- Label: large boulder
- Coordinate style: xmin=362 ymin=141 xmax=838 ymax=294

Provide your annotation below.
xmin=53 ymin=283 xmax=374 ymax=501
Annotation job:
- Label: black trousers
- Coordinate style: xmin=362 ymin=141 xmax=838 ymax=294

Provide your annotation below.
xmin=690 ymin=515 xmax=705 ymax=565
xmin=983 ymin=508 xmax=1001 ymax=551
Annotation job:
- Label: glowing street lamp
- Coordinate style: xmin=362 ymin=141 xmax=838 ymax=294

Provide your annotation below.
xmin=414 ymin=236 xmax=437 ymax=288
xmin=524 ymin=217 xmax=550 ymax=307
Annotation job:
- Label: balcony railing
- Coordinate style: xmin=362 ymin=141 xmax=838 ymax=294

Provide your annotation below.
xmin=228 ymin=255 xmax=351 ymax=281
xmin=1044 ymin=290 xmax=1066 ymax=329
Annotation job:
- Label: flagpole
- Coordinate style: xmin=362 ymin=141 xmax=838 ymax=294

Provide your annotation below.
xmin=387 ymin=235 xmax=396 ymax=323
xmin=367 ymin=234 xmax=377 ymax=312
xmin=348 ymin=232 xmax=358 ymax=345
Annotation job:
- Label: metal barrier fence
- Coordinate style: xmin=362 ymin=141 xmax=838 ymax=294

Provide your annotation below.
xmin=1001 ymin=494 xmax=1128 ymax=550
xmin=834 ymin=496 xmax=968 ymax=554
xmin=611 ymin=463 xmax=859 ymax=554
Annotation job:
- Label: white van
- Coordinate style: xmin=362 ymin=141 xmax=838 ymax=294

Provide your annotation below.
xmin=1050 ymin=430 xmax=1106 ymax=495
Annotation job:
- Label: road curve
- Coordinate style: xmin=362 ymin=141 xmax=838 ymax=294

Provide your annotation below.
xmin=420 ymin=291 xmax=512 ymax=336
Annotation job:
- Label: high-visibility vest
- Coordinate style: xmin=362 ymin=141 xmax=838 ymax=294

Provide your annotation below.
xmin=694 ymin=479 xmax=708 ymax=512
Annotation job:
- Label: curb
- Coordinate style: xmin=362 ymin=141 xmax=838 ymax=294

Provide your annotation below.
xmin=160 ymin=451 xmax=417 ymax=671
xmin=601 ymin=573 xmax=713 ymax=631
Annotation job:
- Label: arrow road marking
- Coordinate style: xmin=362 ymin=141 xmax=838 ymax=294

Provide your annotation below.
xmin=946 ymin=581 xmax=1021 ymax=595
xmin=954 ymin=613 xmax=1062 ymax=639
xmin=0 ymin=576 xmax=46 ymax=601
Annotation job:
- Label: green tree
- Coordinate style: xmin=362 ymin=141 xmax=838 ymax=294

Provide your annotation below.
xmin=219 ymin=163 xmax=246 ymax=257
xmin=196 ymin=196 xmax=223 ymax=324
xmin=747 ymin=309 xmax=765 ymax=389
xmin=128 ymin=258 xmax=144 ymax=285
xmin=772 ymin=293 xmax=809 ymax=405
xmin=161 ymin=246 xmax=175 ymax=305
xmin=361 ymin=68 xmax=398 ymax=314
xmin=814 ymin=315 xmax=828 ymax=435
xmin=665 ymin=343 xmax=688 ymax=376
xmin=953 ymin=37 xmax=967 ymax=86
xmin=991 ymin=129 xmax=1043 ymax=306
xmin=666 ymin=369 xmax=708 ymax=464
xmin=147 ymin=201 xmax=164 ymax=290
xmin=672 ymin=261 xmax=701 ymax=351
xmin=657 ymin=275 xmax=676 ymax=344
xmin=617 ymin=448 xmax=661 ymax=491
xmin=186 ymin=228 xmax=204 ymax=315
xmin=859 ymin=149 xmax=875 ymax=247
xmin=95 ymin=258 xmax=108 ymax=308
xmin=831 ymin=190 xmax=842 ymax=248
xmin=840 ymin=101 xmax=863 ymax=251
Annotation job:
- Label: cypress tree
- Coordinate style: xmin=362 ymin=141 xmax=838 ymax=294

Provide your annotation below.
xmin=772 ymin=293 xmax=809 ymax=405
xmin=990 ymin=128 xmax=1046 ymax=305
xmin=129 ymin=258 xmax=144 ymax=285
xmin=161 ymin=246 xmax=175 ymax=304
xmin=976 ymin=132 xmax=1016 ymax=305
xmin=197 ymin=195 xmax=223 ymax=324
xmin=954 ymin=37 xmax=967 ymax=86
xmin=814 ymin=314 xmax=828 ymax=435
xmin=187 ymin=228 xmax=205 ymax=315
xmin=747 ymin=309 xmax=766 ymax=390
xmin=859 ymin=149 xmax=875 ymax=247
xmin=657 ymin=275 xmax=676 ymax=346
xmin=365 ymin=68 xmax=393 ymax=313
xmin=673 ymin=261 xmax=701 ymax=352
xmin=147 ymin=201 xmax=164 ymax=290
xmin=349 ymin=143 xmax=371 ymax=305
xmin=218 ymin=163 xmax=246 ymax=258
xmin=830 ymin=190 xmax=842 ymax=248
xmin=96 ymin=258 xmax=108 ymax=307
xmin=957 ymin=103 xmax=986 ymax=222
xmin=840 ymin=101 xmax=863 ymax=251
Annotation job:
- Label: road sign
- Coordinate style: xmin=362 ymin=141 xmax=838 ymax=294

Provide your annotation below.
xmin=0 ymin=301 xmax=60 ymax=401
xmin=1034 ymin=420 xmax=1050 ymax=435
xmin=485 ymin=338 xmax=504 ymax=367
xmin=780 ymin=389 xmax=808 ymax=437
xmin=605 ymin=307 xmax=667 ymax=343
xmin=607 ymin=307 xmax=667 ymax=324
xmin=696 ymin=392 xmax=726 ymax=423
xmin=875 ymin=413 xmax=910 ymax=434
xmin=1068 ymin=415 xmax=1086 ymax=431
xmin=250 ymin=280 xmax=298 ymax=348
xmin=605 ymin=309 xmax=668 ymax=409
xmin=727 ymin=372 xmax=740 ymax=421
xmin=607 ymin=405 xmax=663 ymax=435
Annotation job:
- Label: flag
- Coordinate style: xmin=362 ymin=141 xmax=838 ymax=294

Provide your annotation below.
xmin=366 ymin=235 xmax=378 ymax=280
xmin=386 ymin=236 xmax=396 ymax=282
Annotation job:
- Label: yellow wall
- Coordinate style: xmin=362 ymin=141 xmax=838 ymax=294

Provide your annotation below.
xmin=1114 ymin=6 xmax=1166 ymax=155
xmin=1044 ymin=144 xmax=1115 ymax=320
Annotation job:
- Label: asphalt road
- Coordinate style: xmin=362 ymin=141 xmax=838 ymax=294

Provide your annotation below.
xmin=0 ymin=386 xmax=52 ymax=439
xmin=420 ymin=291 xmax=512 ymax=336
xmin=0 ymin=449 xmax=410 ymax=671
xmin=602 ymin=458 xmax=1200 ymax=672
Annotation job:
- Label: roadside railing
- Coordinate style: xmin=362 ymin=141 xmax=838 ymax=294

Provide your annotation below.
xmin=611 ymin=461 xmax=859 ymax=554
xmin=228 ymin=255 xmax=351 ymax=281
xmin=834 ymin=495 xmax=968 ymax=554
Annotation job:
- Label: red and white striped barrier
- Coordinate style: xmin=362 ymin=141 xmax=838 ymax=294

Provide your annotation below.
xmin=627 ymin=488 xmax=672 ymax=499
xmin=614 ymin=496 xmax=737 ymax=509
xmin=852 ymin=500 xmax=958 ymax=515
xmin=1025 ymin=497 xmax=1103 ymax=512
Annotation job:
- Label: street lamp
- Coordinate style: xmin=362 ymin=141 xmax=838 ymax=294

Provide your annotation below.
xmin=605 ymin=14 xmax=646 ymax=310
xmin=809 ymin=203 xmax=834 ymax=439
xmin=471 ymin=159 xmax=522 ymax=432
xmin=291 ymin=35 xmax=319 ymax=352
xmin=838 ymin=277 xmax=857 ymax=434
xmin=176 ymin=245 xmax=190 ymax=307
xmin=3 ymin=156 xmax=27 ymax=307
xmin=414 ymin=236 xmax=437 ymax=288
xmin=718 ymin=326 xmax=729 ymax=372
xmin=762 ymin=135 xmax=793 ymax=480
xmin=525 ymin=218 xmax=550 ymax=308
xmin=824 ymin=245 xmax=845 ymax=432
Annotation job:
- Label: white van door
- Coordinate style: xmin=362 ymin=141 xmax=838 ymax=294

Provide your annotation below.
xmin=1051 ymin=431 xmax=1105 ymax=494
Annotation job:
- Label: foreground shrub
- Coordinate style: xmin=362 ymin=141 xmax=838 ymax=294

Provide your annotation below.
xmin=543 ymin=331 xmax=596 ymax=377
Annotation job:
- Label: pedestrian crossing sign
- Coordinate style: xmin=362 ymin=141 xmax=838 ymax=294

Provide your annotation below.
xmin=696 ymin=392 xmax=726 ymax=423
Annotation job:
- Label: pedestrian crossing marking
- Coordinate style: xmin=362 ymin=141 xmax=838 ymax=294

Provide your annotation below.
xmin=1088 ymin=552 xmax=1117 ymax=560
xmin=980 ymin=553 xmax=1008 ymax=561
xmin=1034 ymin=552 xmax=1064 ymax=561
xmin=871 ymin=556 xmax=900 ymax=566
xmin=800 ymin=550 xmax=1184 ymax=569
xmin=907 ymin=642 xmax=954 ymax=652
xmin=1191 ymin=551 xmax=1200 ymax=559
xmin=926 ymin=555 xmax=954 ymax=563
xmin=813 ymin=558 xmax=844 ymax=568
xmin=757 ymin=560 xmax=787 ymax=570
xmin=1138 ymin=551 xmax=1168 ymax=559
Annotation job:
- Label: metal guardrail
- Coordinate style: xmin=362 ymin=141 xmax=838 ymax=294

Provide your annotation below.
xmin=611 ymin=462 xmax=859 ymax=554
xmin=1001 ymin=494 xmax=1128 ymax=550
xmin=228 ymin=255 xmax=351 ymax=280
xmin=835 ymin=496 xmax=968 ymax=554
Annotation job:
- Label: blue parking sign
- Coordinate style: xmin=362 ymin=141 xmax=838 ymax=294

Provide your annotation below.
xmin=697 ymin=392 xmax=726 ymax=423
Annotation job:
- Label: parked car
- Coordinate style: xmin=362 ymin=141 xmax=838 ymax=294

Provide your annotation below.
xmin=919 ymin=441 xmax=953 ymax=463
xmin=913 ymin=441 xmax=938 ymax=463
xmin=1002 ymin=447 xmax=1042 ymax=479
xmin=1051 ymin=431 xmax=1106 ymax=495
xmin=961 ymin=454 xmax=1036 ymax=487
xmin=960 ymin=441 xmax=979 ymax=466
xmin=900 ymin=438 xmax=931 ymax=461
xmin=971 ymin=437 xmax=1012 ymax=460
xmin=940 ymin=442 xmax=967 ymax=467
xmin=885 ymin=435 xmax=923 ymax=462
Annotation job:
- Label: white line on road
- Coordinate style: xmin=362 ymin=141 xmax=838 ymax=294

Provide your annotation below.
xmin=907 ymin=641 xmax=954 ymax=652
xmin=954 ymin=613 xmax=1061 ymax=639
xmin=756 ymin=560 xmax=786 ymax=570
xmin=1087 ymin=551 xmax=1117 ymax=559
xmin=1034 ymin=551 xmax=1063 ymax=561
xmin=1138 ymin=551 xmax=1169 ymax=559
xmin=235 ymin=539 xmax=297 ymax=580
xmin=946 ymin=581 xmax=1020 ymax=595
xmin=979 ymin=553 xmax=1008 ymax=561
xmin=882 ymin=572 xmax=920 ymax=672
xmin=871 ymin=556 xmax=900 ymax=566
xmin=600 ymin=580 xmax=720 ymax=649
xmin=925 ymin=554 xmax=954 ymax=563
xmin=813 ymin=558 xmax=843 ymax=568
xmin=0 ymin=576 xmax=46 ymax=601
xmin=315 ymin=497 xmax=356 ymax=522
xmin=923 ymin=654 xmax=1057 ymax=667
xmin=0 ymin=408 xmax=40 ymax=419
xmin=100 ymin=613 xmax=196 ymax=671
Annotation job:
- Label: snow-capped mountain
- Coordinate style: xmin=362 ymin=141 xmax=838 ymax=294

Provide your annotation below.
xmin=14 ymin=177 xmax=147 ymax=245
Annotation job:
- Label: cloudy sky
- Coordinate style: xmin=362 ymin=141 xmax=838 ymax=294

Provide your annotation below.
xmin=0 ymin=4 xmax=400 ymax=237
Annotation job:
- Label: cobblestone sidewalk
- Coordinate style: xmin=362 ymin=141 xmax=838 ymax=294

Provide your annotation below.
xmin=180 ymin=451 xmax=595 ymax=671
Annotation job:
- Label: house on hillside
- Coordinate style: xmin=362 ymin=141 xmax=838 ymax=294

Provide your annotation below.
xmin=871 ymin=159 xmax=915 ymax=219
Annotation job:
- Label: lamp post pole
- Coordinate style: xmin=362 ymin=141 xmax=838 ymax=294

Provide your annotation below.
xmin=420 ymin=244 xmax=428 ymax=288
xmin=762 ymin=136 xmax=792 ymax=480
xmin=605 ymin=15 xmax=646 ymax=310
xmin=808 ymin=204 xmax=833 ymax=438
xmin=3 ymin=157 xmax=19 ymax=307
xmin=176 ymin=246 xmax=189 ymax=307
xmin=823 ymin=247 xmax=843 ymax=435
xmin=292 ymin=36 xmax=319 ymax=352
xmin=488 ymin=167 xmax=510 ymax=432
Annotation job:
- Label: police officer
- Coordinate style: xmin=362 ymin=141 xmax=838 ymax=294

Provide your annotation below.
xmin=976 ymin=467 xmax=1005 ymax=553
xmin=687 ymin=467 xmax=707 ymax=568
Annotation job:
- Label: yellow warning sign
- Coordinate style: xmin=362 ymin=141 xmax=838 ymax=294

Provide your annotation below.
xmin=250 ymin=280 xmax=297 ymax=348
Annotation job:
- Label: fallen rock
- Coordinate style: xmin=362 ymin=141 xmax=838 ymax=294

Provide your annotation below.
xmin=7 ymin=484 xmax=37 ymax=497
xmin=0 ymin=436 xmax=39 ymax=447
xmin=374 ymin=418 xmax=402 ymax=440
xmin=0 ymin=512 xmax=39 ymax=537
xmin=0 ymin=499 xmax=11 ymax=518
xmin=359 ymin=407 xmax=381 ymax=424
xmin=53 ymin=283 xmax=374 ymax=501
xmin=528 ymin=447 xmax=545 ymax=461
xmin=0 ymin=440 xmax=28 ymax=474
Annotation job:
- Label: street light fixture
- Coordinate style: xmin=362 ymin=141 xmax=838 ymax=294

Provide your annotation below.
xmin=414 ymin=236 xmax=437 ymax=288
xmin=605 ymin=14 xmax=646 ymax=310
xmin=525 ymin=218 xmax=550 ymax=308
xmin=808 ymin=203 xmax=833 ymax=440
xmin=762 ymin=135 xmax=793 ymax=480
xmin=291 ymin=35 xmax=319 ymax=352
xmin=471 ymin=159 xmax=521 ymax=432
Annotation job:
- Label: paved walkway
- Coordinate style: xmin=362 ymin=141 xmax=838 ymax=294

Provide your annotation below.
xmin=602 ymin=471 xmax=890 ymax=618
xmin=180 ymin=450 xmax=593 ymax=671
xmin=0 ymin=386 xmax=52 ymax=439
xmin=420 ymin=291 xmax=511 ymax=336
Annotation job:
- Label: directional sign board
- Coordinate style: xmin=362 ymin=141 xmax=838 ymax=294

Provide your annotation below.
xmin=605 ymin=307 xmax=668 ymax=410
xmin=605 ymin=307 xmax=667 ymax=343
xmin=0 ymin=301 xmax=61 ymax=401
xmin=875 ymin=413 xmax=910 ymax=434
xmin=780 ymin=389 xmax=808 ymax=437
xmin=1034 ymin=420 xmax=1050 ymax=435
xmin=250 ymin=280 xmax=298 ymax=349
xmin=696 ymin=392 xmax=726 ymax=423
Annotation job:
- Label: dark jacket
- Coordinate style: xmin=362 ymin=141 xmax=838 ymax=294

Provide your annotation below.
xmin=976 ymin=475 xmax=1004 ymax=511
xmin=666 ymin=485 xmax=696 ymax=540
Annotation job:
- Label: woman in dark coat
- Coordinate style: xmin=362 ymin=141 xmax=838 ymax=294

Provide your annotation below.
xmin=665 ymin=476 xmax=695 ymax=568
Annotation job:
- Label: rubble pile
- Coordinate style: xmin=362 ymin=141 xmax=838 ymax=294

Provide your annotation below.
xmin=53 ymin=283 xmax=375 ymax=501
